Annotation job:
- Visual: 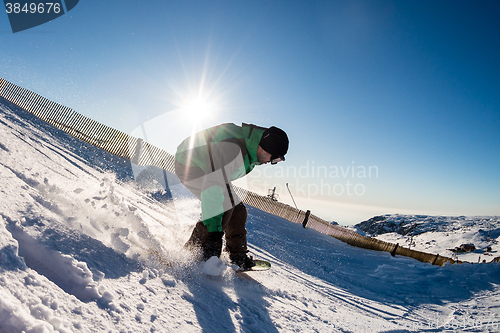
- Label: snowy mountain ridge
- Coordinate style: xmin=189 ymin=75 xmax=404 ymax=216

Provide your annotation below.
xmin=355 ymin=214 xmax=500 ymax=237
xmin=354 ymin=214 xmax=500 ymax=264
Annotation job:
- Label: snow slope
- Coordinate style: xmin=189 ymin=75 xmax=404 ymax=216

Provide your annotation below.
xmin=1 ymin=97 xmax=500 ymax=332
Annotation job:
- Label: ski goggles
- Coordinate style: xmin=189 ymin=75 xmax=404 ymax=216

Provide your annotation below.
xmin=270 ymin=155 xmax=285 ymax=165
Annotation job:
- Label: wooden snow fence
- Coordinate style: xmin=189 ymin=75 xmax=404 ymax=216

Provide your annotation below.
xmin=0 ymin=77 xmax=468 ymax=266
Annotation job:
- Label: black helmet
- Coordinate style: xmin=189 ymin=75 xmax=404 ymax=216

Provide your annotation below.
xmin=259 ymin=126 xmax=289 ymax=164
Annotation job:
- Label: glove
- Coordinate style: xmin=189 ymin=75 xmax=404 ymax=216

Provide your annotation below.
xmin=202 ymin=231 xmax=224 ymax=261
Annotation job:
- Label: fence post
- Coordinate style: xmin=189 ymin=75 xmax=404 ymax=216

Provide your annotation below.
xmin=391 ymin=243 xmax=399 ymax=257
xmin=302 ymin=210 xmax=311 ymax=228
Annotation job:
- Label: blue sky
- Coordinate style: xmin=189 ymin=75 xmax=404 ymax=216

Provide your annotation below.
xmin=1 ymin=0 xmax=499 ymax=224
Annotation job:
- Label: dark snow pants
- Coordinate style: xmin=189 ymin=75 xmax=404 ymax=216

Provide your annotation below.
xmin=175 ymin=160 xmax=248 ymax=256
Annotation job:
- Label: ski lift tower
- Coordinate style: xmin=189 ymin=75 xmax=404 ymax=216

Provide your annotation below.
xmin=267 ymin=187 xmax=279 ymax=201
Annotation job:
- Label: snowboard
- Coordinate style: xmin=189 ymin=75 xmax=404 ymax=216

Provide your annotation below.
xmin=149 ymin=249 xmax=271 ymax=273
xmin=232 ymin=259 xmax=271 ymax=272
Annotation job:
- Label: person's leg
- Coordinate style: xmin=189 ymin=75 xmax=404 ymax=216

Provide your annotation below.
xmin=184 ymin=202 xmax=252 ymax=267
xmin=222 ymin=202 xmax=248 ymax=258
xmin=183 ymin=221 xmax=208 ymax=251
xmin=183 ymin=205 xmax=237 ymax=255
xmin=176 ymin=160 xmax=246 ymax=260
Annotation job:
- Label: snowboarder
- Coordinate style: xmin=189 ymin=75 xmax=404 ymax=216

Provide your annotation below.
xmin=175 ymin=123 xmax=289 ymax=269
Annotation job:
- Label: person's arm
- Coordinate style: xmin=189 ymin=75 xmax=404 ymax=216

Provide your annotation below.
xmin=200 ymin=141 xmax=245 ymax=231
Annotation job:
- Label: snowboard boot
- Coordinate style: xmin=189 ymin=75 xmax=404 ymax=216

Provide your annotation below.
xmin=230 ymin=251 xmax=256 ymax=270
xmin=202 ymin=231 xmax=224 ymax=261
xmin=184 ymin=221 xmax=208 ymax=255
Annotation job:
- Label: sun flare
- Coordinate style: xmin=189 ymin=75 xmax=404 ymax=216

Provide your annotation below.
xmin=183 ymin=97 xmax=213 ymax=120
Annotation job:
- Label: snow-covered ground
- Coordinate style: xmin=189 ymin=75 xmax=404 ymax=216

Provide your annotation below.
xmin=1 ymin=97 xmax=500 ymax=333
xmin=354 ymin=215 xmax=500 ymax=264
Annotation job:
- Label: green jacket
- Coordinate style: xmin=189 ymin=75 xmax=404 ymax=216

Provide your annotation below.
xmin=175 ymin=123 xmax=266 ymax=232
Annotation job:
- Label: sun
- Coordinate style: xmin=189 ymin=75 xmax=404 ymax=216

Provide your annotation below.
xmin=183 ymin=97 xmax=213 ymax=120
xmin=179 ymin=95 xmax=218 ymax=139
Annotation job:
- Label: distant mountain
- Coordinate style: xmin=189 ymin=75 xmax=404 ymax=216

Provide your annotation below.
xmin=354 ymin=214 xmax=500 ymax=263
xmin=355 ymin=214 xmax=500 ymax=237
